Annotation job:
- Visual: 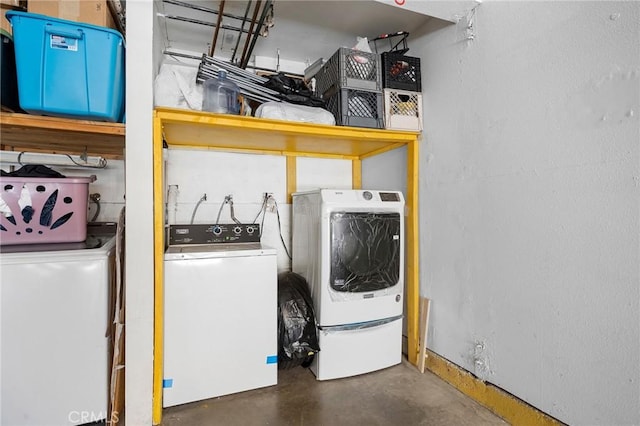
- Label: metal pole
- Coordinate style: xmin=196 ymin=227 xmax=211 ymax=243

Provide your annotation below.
xmin=240 ymin=0 xmax=272 ymax=69
xmin=163 ymin=50 xmax=304 ymax=78
xmin=231 ymin=0 xmax=252 ymax=63
xmin=209 ymin=0 xmax=226 ymax=57
xmin=239 ymin=0 xmax=262 ymax=69
xmin=161 ymin=14 xmax=250 ymax=33
xmin=163 ymin=0 xmax=250 ymax=22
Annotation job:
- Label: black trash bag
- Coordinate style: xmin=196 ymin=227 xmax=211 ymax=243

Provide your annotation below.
xmin=264 ymin=73 xmax=326 ymax=108
xmin=277 ymin=271 xmax=320 ymax=369
xmin=1 ymin=164 xmax=65 ymax=178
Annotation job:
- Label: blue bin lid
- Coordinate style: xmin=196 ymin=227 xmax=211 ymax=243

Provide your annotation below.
xmin=5 ymin=10 xmax=124 ymax=41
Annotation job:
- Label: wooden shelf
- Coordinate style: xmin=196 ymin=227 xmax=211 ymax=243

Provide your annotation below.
xmin=0 ymin=112 xmax=126 ymax=159
xmin=156 ymin=107 xmax=419 ymax=159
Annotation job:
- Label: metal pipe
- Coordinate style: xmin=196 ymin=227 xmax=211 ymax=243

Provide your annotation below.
xmin=0 ymin=150 xmax=107 ymax=169
xmin=167 ymin=185 xmax=179 ymax=225
xmin=163 ymin=50 xmax=304 ymax=78
xmin=239 ymin=0 xmax=262 ymax=69
xmin=231 ymin=0 xmax=252 ymax=63
xmin=241 ymin=0 xmax=272 ymax=69
xmin=161 ymin=14 xmax=250 ymax=33
xmin=209 ymin=0 xmax=225 ymax=57
xmin=201 ymin=54 xmax=267 ymax=83
xmin=90 ymin=193 xmax=101 ymax=222
xmin=190 ymin=193 xmax=206 ymax=225
xmin=163 ymin=0 xmax=249 ymax=22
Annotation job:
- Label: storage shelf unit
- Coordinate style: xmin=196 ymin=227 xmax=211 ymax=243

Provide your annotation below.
xmin=156 ymin=108 xmax=413 ymax=159
xmin=152 ymin=107 xmax=421 ymax=415
xmin=0 ymin=112 xmax=126 ymax=159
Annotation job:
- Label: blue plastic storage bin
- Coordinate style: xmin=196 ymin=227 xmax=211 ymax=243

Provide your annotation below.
xmin=5 ymin=11 xmax=125 ymax=122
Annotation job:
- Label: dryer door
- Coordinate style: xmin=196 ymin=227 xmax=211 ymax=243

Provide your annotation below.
xmin=330 ymin=212 xmax=401 ymax=293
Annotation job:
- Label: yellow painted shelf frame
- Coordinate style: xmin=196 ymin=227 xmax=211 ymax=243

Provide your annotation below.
xmin=152 ymin=107 xmax=421 ymax=423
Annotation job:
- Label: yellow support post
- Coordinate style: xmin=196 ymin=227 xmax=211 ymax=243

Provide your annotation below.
xmin=406 ymin=138 xmax=420 ymax=365
xmin=286 ymin=155 xmax=297 ymax=203
xmin=152 ymin=114 xmax=164 ymax=425
xmin=352 ymin=158 xmax=362 ymax=189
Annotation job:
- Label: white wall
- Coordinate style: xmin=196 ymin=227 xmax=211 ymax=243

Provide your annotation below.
xmin=124 ymin=1 xmax=159 ymax=425
xmin=413 ymin=1 xmax=639 ymax=424
xmin=83 ymin=161 xmax=125 ymax=222
xmin=165 ymin=150 xmax=352 ymax=272
xmin=362 ymin=147 xmax=407 ymax=194
xmin=163 ymin=148 xmax=407 ymax=273
xmin=374 ymin=0 xmax=478 ymax=23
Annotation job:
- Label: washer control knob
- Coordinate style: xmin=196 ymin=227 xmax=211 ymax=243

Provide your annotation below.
xmin=233 ymin=226 xmax=243 ymax=235
xmin=212 ymin=225 xmax=222 ymax=236
xmin=363 ymin=191 xmax=373 ymax=200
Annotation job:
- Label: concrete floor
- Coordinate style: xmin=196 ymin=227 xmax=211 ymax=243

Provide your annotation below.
xmin=161 ymin=359 xmax=508 ymax=425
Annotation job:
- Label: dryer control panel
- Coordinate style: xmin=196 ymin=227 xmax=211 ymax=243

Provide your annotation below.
xmin=168 ymin=224 xmax=260 ymax=245
xmin=378 ymin=192 xmax=401 ymax=202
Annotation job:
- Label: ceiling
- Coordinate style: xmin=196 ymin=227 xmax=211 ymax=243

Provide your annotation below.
xmin=157 ymin=0 xmax=433 ymax=71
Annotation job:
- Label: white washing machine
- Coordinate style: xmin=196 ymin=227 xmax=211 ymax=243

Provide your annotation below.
xmin=292 ymin=189 xmax=404 ymax=380
xmin=163 ymin=242 xmax=278 ymax=408
xmin=1 ymin=230 xmax=116 ymax=426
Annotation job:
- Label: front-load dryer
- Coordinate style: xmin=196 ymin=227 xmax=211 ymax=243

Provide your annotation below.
xmin=292 ymin=189 xmax=404 ymax=380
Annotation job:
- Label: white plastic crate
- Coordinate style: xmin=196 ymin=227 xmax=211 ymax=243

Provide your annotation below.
xmin=383 ymin=89 xmax=423 ymax=131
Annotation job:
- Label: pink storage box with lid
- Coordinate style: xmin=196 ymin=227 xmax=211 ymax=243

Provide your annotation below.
xmin=0 ymin=175 xmax=95 ymax=245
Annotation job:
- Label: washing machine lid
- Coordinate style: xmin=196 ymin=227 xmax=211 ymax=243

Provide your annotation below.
xmin=0 ymin=234 xmax=116 ymax=263
xmin=0 ymin=223 xmax=117 ymax=262
xmin=164 ymin=242 xmax=276 ymax=260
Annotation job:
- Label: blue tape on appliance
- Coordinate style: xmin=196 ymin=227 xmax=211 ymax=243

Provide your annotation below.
xmin=163 ymin=379 xmax=173 ymax=388
xmin=266 ymin=355 xmax=278 ymax=364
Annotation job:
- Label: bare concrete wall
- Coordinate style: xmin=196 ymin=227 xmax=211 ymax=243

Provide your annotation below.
xmin=412 ymin=2 xmax=639 ymax=424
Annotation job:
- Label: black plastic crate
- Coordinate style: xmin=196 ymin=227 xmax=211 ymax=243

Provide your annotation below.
xmin=382 ymin=52 xmax=421 ymax=92
xmin=315 ymin=47 xmax=382 ymax=97
xmin=324 ymin=86 xmax=384 ymax=129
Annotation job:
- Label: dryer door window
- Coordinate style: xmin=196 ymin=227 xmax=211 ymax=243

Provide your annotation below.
xmin=330 ymin=212 xmax=401 ymax=293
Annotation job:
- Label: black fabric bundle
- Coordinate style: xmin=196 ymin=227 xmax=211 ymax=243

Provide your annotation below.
xmin=264 ymin=73 xmax=326 ymax=108
xmin=277 ymin=271 xmax=320 ymax=369
xmin=1 ymin=164 xmax=65 ymax=178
